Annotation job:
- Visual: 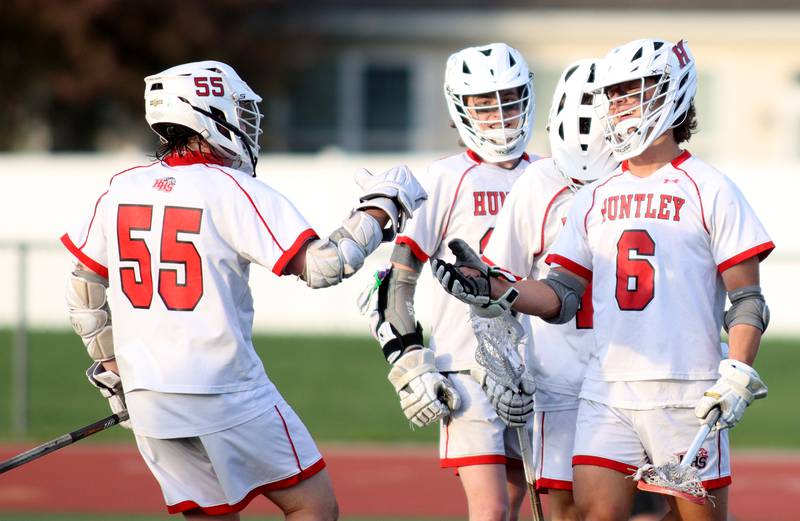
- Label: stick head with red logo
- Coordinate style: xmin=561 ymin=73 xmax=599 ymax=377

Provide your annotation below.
xmin=633 ymin=461 xmax=709 ymax=505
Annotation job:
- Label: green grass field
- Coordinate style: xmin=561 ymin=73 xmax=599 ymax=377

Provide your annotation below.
xmin=0 ymin=329 xmax=798 ymax=448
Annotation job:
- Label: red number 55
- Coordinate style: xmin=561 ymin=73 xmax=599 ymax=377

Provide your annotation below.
xmin=117 ymin=205 xmax=204 ymax=311
xmin=194 ymin=77 xmax=225 ymax=97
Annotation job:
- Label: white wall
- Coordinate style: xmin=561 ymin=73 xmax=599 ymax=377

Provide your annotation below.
xmin=0 ymin=153 xmax=797 ymax=335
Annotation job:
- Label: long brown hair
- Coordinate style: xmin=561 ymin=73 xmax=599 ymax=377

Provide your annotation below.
xmin=672 ymin=102 xmax=697 ymax=144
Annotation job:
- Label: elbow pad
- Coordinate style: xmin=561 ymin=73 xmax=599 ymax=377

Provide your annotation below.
xmin=303 ymin=210 xmax=383 ymax=288
xmin=724 ymin=285 xmax=770 ymax=333
xmin=540 ymin=270 xmax=586 ymax=325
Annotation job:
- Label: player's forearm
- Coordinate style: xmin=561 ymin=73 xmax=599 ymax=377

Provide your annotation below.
xmin=490 ymin=277 xmax=561 ymax=319
xmin=364 ymin=207 xmax=390 ymax=228
xmin=101 ymin=358 xmax=120 ymax=375
xmin=387 ymin=244 xmax=424 ymax=342
xmin=727 ymin=324 xmax=761 ymax=366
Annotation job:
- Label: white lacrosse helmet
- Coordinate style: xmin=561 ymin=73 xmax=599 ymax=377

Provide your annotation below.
xmin=547 ymin=59 xmax=618 ymax=192
xmin=594 ymin=38 xmax=697 ymax=161
xmin=144 ymin=60 xmax=263 ymax=175
xmin=444 ymin=43 xmax=535 ymax=163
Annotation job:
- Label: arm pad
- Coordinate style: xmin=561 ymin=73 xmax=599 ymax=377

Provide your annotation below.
xmin=724 ymin=285 xmax=770 ymax=333
xmin=66 ymin=268 xmax=115 ymax=361
xmin=302 ymin=210 xmax=383 ymax=288
xmin=540 ymin=269 xmax=586 ymax=325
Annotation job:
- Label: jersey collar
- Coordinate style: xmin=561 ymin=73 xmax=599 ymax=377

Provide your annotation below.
xmin=621 ymin=149 xmax=692 ymax=172
xmin=163 ymin=150 xmax=226 ymax=167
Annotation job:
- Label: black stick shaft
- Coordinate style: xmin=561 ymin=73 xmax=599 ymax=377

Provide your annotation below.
xmin=0 ymin=410 xmax=129 ymax=475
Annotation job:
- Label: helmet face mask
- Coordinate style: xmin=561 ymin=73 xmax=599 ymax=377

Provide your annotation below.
xmin=144 ymin=61 xmax=263 ymax=175
xmin=457 ymin=86 xmax=530 ymax=146
xmin=547 ymin=59 xmax=618 ymax=191
xmin=594 ymin=39 xmax=697 ymax=161
xmin=444 ymin=43 xmax=535 ymax=163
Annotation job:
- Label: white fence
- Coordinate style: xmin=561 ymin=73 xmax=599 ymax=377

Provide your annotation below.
xmin=1 ymin=152 xmax=798 ymax=335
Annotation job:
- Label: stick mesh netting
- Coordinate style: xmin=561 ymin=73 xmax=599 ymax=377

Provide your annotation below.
xmin=633 ymin=461 xmax=709 ymax=504
xmin=471 ymin=312 xmax=525 ymax=387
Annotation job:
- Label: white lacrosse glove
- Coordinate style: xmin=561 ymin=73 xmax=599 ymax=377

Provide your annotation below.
xmin=354 ymin=165 xmax=428 ymax=238
xmin=694 ymin=359 xmax=767 ymax=431
xmin=431 ymin=239 xmax=519 ymax=318
xmin=387 ymin=348 xmax=461 ymax=428
xmin=86 ymin=361 xmax=131 ymax=429
xmin=472 ymin=366 xmax=535 ymax=428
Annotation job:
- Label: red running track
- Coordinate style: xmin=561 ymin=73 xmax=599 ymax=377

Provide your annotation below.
xmin=0 ymin=444 xmax=798 ymax=519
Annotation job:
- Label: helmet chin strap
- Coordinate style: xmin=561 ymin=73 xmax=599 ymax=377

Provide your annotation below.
xmin=185 ymin=102 xmax=259 ymax=177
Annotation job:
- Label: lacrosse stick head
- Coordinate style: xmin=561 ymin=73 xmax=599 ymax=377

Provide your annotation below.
xmin=470 ymin=311 xmax=526 ymax=388
xmin=633 ymin=461 xmax=708 ymax=505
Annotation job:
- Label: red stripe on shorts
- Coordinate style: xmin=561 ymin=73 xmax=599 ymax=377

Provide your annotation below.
xmin=166 ymin=458 xmax=326 ymax=515
xmin=572 ymin=455 xmax=637 ymax=475
xmin=702 ymin=476 xmax=732 ymax=490
xmin=536 ymin=477 xmax=573 ymax=492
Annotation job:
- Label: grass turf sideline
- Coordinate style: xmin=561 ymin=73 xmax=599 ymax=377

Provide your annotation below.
xmin=0 ymin=330 xmax=797 ymax=447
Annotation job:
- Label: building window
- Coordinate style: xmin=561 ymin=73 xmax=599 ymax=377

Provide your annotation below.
xmin=362 ymin=65 xmax=410 ymax=151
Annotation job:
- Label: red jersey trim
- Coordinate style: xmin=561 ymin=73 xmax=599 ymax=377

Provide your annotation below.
xmin=467 ymin=148 xmax=531 ymax=164
xmin=466 ymin=149 xmax=531 ymax=164
xmin=207 ymin=165 xmax=288 ymax=252
xmin=702 ymin=476 xmax=731 ymax=490
xmin=272 ymin=228 xmax=318 ymax=276
xmin=78 ymin=191 xmax=108 ymax=250
xmin=74 ymin=162 xmax=156 ymax=250
xmin=60 ymin=234 xmax=109 ymax=279
xmin=572 ymin=455 xmax=638 ymax=475
xmin=672 ymin=161 xmax=710 ymax=234
xmin=671 ymin=149 xmax=692 ymax=168
xmin=441 ymin=164 xmax=478 ymax=239
xmin=163 ymin=150 xmax=225 ymax=167
xmin=482 ymin=255 xmax=523 ymax=281
xmin=545 ymin=253 xmax=592 ymax=282
xmin=584 ymin=172 xmax=624 ymax=235
xmin=275 ymin=403 xmax=302 ymax=471
xmin=621 ymin=149 xmax=691 ymax=172
xmin=466 ymin=149 xmax=483 ymax=164
xmin=396 ymin=236 xmax=430 ymax=263
xmin=717 ymin=241 xmax=775 ymax=273
xmin=534 ymin=186 xmax=571 ymax=257
xmin=440 ymin=454 xmax=521 ymax=469
xmin=165 ymin=458 xmax=326 ymax=515
xmin=536 ymin=477 xmax=573 ymax=492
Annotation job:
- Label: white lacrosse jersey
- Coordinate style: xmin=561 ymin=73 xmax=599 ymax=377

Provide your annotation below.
xmin=62 ymin=153 xmax=318 ymax=395
xmin=547 ymin=151 xmax=774 ymax=407
xmin=482 ymin=158 xmax=593 ymax=411
xmin=396 ymin=149 xmax=535 ymax=372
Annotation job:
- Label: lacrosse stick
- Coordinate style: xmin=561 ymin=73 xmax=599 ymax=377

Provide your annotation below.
xmin=632 ymin=408 xmax=721 ymax=505
xmin=0 ymin=410 xmax=129 ymax=475
xmin=472 ymin=312 xmax=544 ymax=521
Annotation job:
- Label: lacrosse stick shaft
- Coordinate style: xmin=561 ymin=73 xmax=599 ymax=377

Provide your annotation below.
xmin=516 ymin=427 xmax=544 ymax=521
xmin=0 ymin=410 xmax=129 ymax=474
xmin=678 ymin=408 xmax=720 ymax=469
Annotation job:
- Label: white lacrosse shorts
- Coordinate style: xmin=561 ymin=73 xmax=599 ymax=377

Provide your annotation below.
xmin=532 ymin=408 xmax=578 ymax=492
xmin=134 ymin=399 xmax=325 ymax=515
xmin=439 ymin=372 xmax=531 ymax=472
xmin=572 ymin=399 xmax=731 ymax=490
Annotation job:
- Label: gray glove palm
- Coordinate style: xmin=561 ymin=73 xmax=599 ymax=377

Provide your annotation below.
xmin=431 ymin=239 xmax=519 ymax=318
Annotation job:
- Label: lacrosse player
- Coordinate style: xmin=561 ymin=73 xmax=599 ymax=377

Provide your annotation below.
xmin=432 ymin=39 xmax=773 ymax=521
xmin=363 ymin=43 xmax=538 ymax=521
xmin=61 ymin=60 xmax=426 ymax=520
xmin=481 ymin=59 xmax=617 ymax=521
